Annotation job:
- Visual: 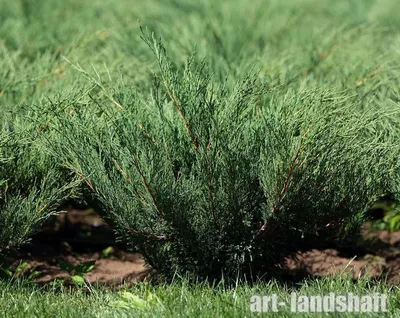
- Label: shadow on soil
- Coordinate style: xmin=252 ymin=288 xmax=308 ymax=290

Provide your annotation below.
xmin=5 ymin=206 xmax=400 ymax=287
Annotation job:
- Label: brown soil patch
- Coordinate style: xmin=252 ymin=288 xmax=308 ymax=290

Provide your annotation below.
xmin=22 ymin=251 xmax=151 ymax=286
xmin=5 ymin=209 xmax=400 ymax=286
xmin=6 ymin=209 xmax=151 ymax=286
xmin=285 ymin=249 xmax=400 ymax=285
xmin=283 ymin=229 xmax=400 ymax=285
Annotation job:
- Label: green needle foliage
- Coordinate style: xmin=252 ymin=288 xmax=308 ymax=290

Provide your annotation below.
xmin=0 ymin=126 xmax=76 ymax=254
xmin=0 ymin=62 xmax=79 ymax=253
xmin=46 ymin=30 xmax=400 ymax=280
xmin=1 ymin=0 xmax=400 ymax=281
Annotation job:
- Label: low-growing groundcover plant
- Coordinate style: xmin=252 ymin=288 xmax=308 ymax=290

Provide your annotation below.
xmin=1 ymin=0 xmax=400 ymax=289
xmin=0 ymin=120 xmax=78 ymax=255
xmin=0 ymin=45 xmax=83 ymax=255
xmin=46 ymin=31 xmax=400 ymax=281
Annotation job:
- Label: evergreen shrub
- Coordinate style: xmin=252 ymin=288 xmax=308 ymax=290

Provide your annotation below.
xmin=48 ymin=31 xmax=400 ymax=280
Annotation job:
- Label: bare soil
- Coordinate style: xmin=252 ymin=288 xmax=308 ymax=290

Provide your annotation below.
xmin=5 ymin=209 xmax=400 ymax=286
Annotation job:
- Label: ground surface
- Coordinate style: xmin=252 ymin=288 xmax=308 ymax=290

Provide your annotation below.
xmin=5 ymin=209 xmax=400 ymax=287
xmin=2 ymin=276 xmax=399 ymax=318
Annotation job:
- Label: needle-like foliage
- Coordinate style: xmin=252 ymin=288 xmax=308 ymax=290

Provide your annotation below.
xmin=0 ymin=126 xmax=78 ymax=253
xmin=1 ymin=0 xmax=400 ymax=281
xmin=46 ymin=31 xmax=400 ymax=280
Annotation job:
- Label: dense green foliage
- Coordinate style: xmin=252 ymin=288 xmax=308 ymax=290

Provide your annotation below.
xmin=1 ymin=0 xmax=400 ymax=279
xmin=0 ymin=121 xmax=76 ymax=253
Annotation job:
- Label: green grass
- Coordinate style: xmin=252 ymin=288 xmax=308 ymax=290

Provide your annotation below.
xmin=1 ymin=277 xmax=400 ymax=317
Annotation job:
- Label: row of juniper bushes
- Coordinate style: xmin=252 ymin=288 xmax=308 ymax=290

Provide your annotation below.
xmin=1 ymin=29 xmax=400 ymax=282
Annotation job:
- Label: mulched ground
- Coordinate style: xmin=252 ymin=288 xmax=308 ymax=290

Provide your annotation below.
xmin=285 ymin=234 xmax=400 ymax=286
xmin=5 ymin=209 xmax=400 ymax=286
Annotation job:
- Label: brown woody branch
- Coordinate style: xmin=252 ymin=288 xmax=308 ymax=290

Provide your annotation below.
xmin=134 ymin=158 xmax=164 ymax=218
xmin=130 ymin=229 xmax=168 ymax=242
xmin=137 ymin=123 xmax=158 ymax=144
xmin=113 ymin=159 xmax=150 ymax=205
xmin=162 ymin=81 xmax=200 ymax=153
xmin=255 ymin=130 xmax=308 ymax=239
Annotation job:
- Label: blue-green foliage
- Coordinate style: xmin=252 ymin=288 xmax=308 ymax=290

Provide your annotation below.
xmin=1 ymin=0 xmax=400 ymax=279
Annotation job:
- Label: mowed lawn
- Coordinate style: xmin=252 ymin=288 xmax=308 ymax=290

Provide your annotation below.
xmin=1 ymin=277 xmax=400 ymax=318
